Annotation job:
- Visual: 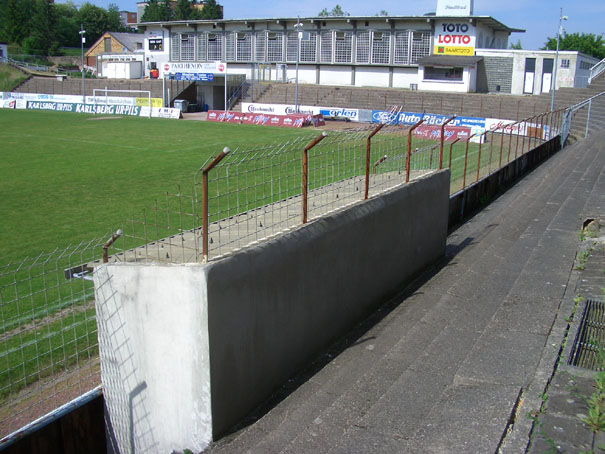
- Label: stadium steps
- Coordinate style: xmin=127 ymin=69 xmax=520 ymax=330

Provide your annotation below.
xmin=245 ymin=83 xmax=553 ymax=120
xmin=205 ymin=128 xmax=605 ymax=454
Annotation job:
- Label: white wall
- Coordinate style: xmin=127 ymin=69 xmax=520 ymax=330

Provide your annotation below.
xmin=320 ymin=65 xmax=353 ymax=86
xmin=355 ymin=67 xmax=390 ymax=87
xmin=392 ymin=68 xmax=419 ymax=89
xmin=418 ymin=66 xmax=473 ymax=93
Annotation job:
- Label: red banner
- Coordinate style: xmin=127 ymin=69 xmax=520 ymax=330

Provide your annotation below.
xmin=413 ymin=125 xmax=472 ymax=142
xmin=207 ymin=111 xmax=324 ymax=128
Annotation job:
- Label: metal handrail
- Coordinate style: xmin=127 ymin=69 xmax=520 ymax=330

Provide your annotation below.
xmin=588 ymin=58 xmax=605 ymax=84
xmin=227 ymin=78 xmax=248 ymax=111
xmin=568 ymin=91 xmax=605 ymax=113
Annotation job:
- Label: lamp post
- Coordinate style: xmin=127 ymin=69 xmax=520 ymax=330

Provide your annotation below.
xmin=294 ymin=17 xmax=302 ymax=114
xmin=550 ymin=8 xmax=568 ymax=112
xmin=79 ymin=24 xmax=86 ymax=103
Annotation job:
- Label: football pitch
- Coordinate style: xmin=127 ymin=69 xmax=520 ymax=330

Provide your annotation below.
xmin=0 ymin=109 xmax=314 ymax=265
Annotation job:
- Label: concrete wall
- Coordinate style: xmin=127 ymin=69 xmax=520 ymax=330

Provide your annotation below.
xmin=94 ymin=170 xmax=450 ymax=452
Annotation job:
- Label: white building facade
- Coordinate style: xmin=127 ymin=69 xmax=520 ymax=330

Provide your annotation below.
xmin=138 ymin=13 xmax=518 ymax=93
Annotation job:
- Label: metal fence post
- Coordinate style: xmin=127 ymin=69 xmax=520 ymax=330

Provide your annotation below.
xmin=201 ymin=147 xmax=230 ymax=262
xmin=406 ymin=119 xmax=424 ymax=182
xmin=365 ymin=123 xmax=385 ymax=199
xmin=476 ymin=133 xmax=487 ymax=182
xmin=462 ymin=134 xmax=476 ymax=190
xmin=302 ymin=132 xmax=328 ymax=224
xmin=586 ymin=99 xmax=592 ymax=138
xmin=449 ymin=137 xmax=461 ymax=169
xmin=439 ymin=116 xmax=456 ymax=169
xmin=498 ymin=125 xmax=505 ymax=169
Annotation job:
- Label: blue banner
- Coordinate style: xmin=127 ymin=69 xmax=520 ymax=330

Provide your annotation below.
xmin=371 ymin=110 xmax=485 ymax=128
xmin=174 ymin=72 xmax=214 ymax=81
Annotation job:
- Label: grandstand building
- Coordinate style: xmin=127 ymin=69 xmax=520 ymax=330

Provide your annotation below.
xmin=137 ymin=0 xmax=596 ymax=98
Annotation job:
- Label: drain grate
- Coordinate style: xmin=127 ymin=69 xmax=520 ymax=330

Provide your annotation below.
xmin=569 ymin=299 xmax=605 ymax=370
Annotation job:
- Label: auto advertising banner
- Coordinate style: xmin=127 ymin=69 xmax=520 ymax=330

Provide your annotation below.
xmin=413 ymin=125 xmax=472 ymax=141
xmin=207 ymin=111 xmax=325 ymax=128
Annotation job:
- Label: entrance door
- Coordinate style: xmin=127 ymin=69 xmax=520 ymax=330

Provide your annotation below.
xmin=541 ymin=58 xmax=554 ymax=94
xmin=523 ymin=58 xmax=536 ymax=94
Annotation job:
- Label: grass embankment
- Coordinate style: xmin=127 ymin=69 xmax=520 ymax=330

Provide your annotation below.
xmin=0 ymin=63 xmax=29 ymax=92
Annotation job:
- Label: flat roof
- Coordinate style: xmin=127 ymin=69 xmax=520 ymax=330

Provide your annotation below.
xmin=139 ymin=15 xmax=524 ymax=34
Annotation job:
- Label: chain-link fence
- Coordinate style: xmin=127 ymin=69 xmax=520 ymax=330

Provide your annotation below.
xmin=0 ymin=105 xmax=568 ymax=443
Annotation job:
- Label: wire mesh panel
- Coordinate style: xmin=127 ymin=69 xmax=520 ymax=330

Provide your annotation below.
xmin=0 ymin=240 xmax=104 ymax=439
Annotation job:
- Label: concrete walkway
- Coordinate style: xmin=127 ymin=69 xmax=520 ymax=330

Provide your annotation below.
xmin=205 ymin=131 xmax=605 ymax=453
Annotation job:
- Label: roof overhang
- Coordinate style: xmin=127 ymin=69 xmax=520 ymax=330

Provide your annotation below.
xmin=418 ymin=55 xmax=483 ymax=67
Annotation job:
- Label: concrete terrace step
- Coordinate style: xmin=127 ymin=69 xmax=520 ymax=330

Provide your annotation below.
xmin=205 ymin=132 xmax=605 ymax=453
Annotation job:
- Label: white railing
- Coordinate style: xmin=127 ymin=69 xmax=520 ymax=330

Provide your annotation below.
xmin=588 ymin=58 xmax=605 ymax=84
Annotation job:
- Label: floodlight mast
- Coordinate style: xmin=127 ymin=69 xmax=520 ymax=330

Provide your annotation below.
xmin=80 ymin=24 xmax=86 ymax=103
xmin=294 ymin=17 xmax=302 ymax=114
xmin=550 ymin=8 xmax=568 ymax=112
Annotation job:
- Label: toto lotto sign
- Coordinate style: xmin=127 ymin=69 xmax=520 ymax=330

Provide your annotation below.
xmin=434 ymin=21 xmax=476 ymax=56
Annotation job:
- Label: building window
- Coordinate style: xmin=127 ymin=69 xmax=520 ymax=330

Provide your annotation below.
xmin=266 ymin=32 xmax=283 ymax=62
xmin=561 ymin=59 xmax=570 ymax=68
xmin=180 ymin=33 xmax=195 ymax=61
xmin=356 ymin=30 xmax=370 ymax=63
xmin=410 ymin=31 xmax=431 ymax=64
xmin=171 ymin=34 xmax=179 ymax=60
xmin=371 ymin=31 xmax=390 ymax=64
xmin=255 ymin=31 xmax=266 ymax=61
xmin=236 ymin=33 xmax=252 ymax=61
xmin=104 ymin=37 xmax=111 ymax=52
xmin=394 ymin=31 xmax=410 ymax=65
xmin=149 ymin=39 xmax=162 ymax=51
xmin=424 ymin=66 xmax=463 ymax=81
xmin=207 ymin=33 xmax=223 ymax=60
xmin=196 ymin=33 xmax=206 ymax=60
xmin=320 ymin=31 xmax=333 ymax=63
xmin=334 ymin=31 xmax=353 ymax=63
xmin=136 ymin=42 xmax=143 ymax=51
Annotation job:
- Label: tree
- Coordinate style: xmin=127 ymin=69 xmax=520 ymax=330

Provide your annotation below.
xmin=0 ymin=0 xmax=34 ymax=44
xmin=376 ymin=10 xmax=389 ymax=16
xmin=174 ymin=0 xmax=195 ymax=20
xmin=53 ymin=2 xmax=80 ymax=48
xmin=77 ymin=2 xmax=110 ymax=44
xmin=200 ymin=0 xmax=222 ymax=20
xmin=23 ymin=0 xmax=57 ymax=55
xmin=107 ymin=3 xmax=125 ymax=32
xmin=318 ymin=5 xmax=350 ymax=17
xmin=543 ymin=32 xmax=605 ymax=60
xmin=141 ymin=0 xmax=173 ymax=22
xmin=509 ymin=40 xmax=522 ymax=50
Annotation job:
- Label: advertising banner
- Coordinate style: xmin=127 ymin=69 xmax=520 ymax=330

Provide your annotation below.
xmin=242 ymin=103 xmax=360 ymax=121
xmin=135 ymin=97 xmax=164 ymax=107
xmin=24 ymin=100 xmax=181 ymax=119
xmin=163 ymin=61 xmax=226 ymax=76
xmin=434 ymin=20 xmax=476 ymax=56
xmin=413 ymin=125 xmax=472 ymax=142
xmin=207 ymin=111 xmax=325 ymax=128
xmin=174 ymin=72 xmax=214 ymax=81
xmin=371 ymin=110 xmax=485 ymax=129
xmin=0 ymin=99 xmax=27 ymax=109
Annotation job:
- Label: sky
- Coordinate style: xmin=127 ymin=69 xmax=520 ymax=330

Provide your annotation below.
xmin=57 ymin=0 xmax=604 ymax=51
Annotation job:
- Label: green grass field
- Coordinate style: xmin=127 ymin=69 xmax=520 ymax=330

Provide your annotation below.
xmin=0 ymin=108 xmax=515 ymax=404
xmin=0 ymin=109 xmax=315 ymax=265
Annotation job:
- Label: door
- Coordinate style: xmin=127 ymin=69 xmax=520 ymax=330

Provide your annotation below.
xmin=541 ymin=58 xmax=554 ymax=93
xmin=523 ymin=58 xmax=536 ymax=94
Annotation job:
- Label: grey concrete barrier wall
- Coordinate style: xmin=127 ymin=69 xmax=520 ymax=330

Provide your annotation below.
xmin=449 ymin=136 xmax=561 ymax=229
xmin=93 ymin=170 xmax=450 ymax=452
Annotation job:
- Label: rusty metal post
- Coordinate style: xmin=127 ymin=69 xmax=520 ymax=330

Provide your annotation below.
xmin=476 ymin=133 xmax=486 ymax=182
xmin=539 ymin=113 xmax=546 ymax=145
xmin=520 ymin=118 xmax=527 ymax=155
xmin=201 ymin=147 xmax=230 ymax=262
xmin=462 ymin=134 xmax=476 ymax=190
xmin=514 ymin=118 xmax=525 ymax=159
xmin=302 ymin=132 xmax=328 ymax=224
xmin=406 ymin=119 xmax=424 ymax=182
xmin=498 ymin=125 xmax=505 ymax=169
xmin=507 ymin=120 xmax=516 ymax=163
xmin=449 ymin=137 xmax=461 ymax=169
xmin=439 ymin=115 xmax=456 ymax=169
xmin=102 ymin=229 xmax=123 ymax=263
xmin=488 ymin=131 xmax=494 ymax=174
xmin=365 ymin=123 xmax=384 ymax=199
